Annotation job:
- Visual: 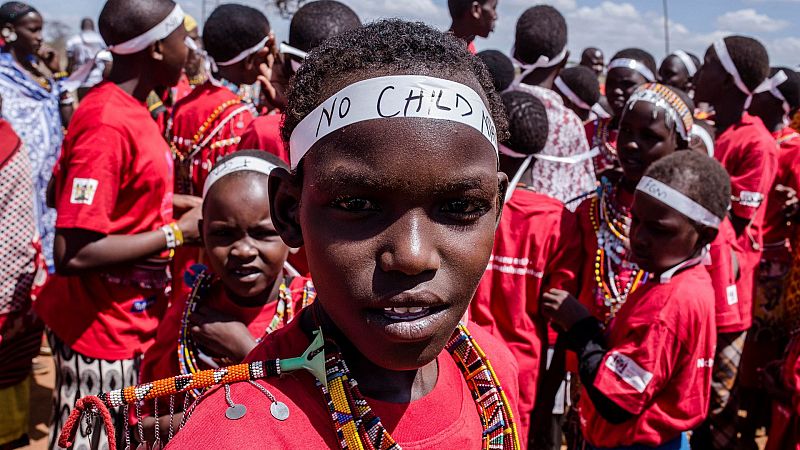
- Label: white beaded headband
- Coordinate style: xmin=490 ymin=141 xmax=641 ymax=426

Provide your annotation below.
xmin=203 ymin=156 xmax=279 ymax=196
xmin=554 ymin=76 xmax=592 ymax=111
xmin=108 ymin=4 xmax=185 ymax=55
xmin=670 ymin=50 xmax=697 ymax=77
xmin=608 ymin=58 xmax=655 ymax=82
xmin=626 ymin=83 xmax=693 ymax=140
xmin=636 ymin=176 xmax=722 ymax=228
xmin=288 ymin=75 xmax=498 ymax=170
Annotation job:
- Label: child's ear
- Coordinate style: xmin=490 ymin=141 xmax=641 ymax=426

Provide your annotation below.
xmin=495 ymin=171 xmax=509 ymax=227
xmin=470 ymin=1 xmax=482 ymax=19
xmin=150 ymin=40 xmax=165 ymax=61
xmin=269 ymin=168 xmax=304 ymax=248
xmin=697 ymin=225 xmax=719 ymax=250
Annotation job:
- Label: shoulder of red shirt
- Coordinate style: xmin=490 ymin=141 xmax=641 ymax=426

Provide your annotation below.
xmin=172 ymin=81 xmax=240 ymax=119
xmin=0 ymin=120 xmax=21 ymax=169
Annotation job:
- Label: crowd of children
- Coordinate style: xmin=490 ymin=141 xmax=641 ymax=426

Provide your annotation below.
xmin=1 ymin=0 xmax=800 ymax=449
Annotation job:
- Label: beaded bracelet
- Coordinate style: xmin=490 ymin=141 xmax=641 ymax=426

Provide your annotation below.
xmin=161 ymin=223 xmax=183 ymax=249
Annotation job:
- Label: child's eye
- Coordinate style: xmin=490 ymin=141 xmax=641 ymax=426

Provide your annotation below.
xmin=333 ymin=197 xmax=379 ymax=212
xmin=441 ymin=198 xmax=490 ymax=220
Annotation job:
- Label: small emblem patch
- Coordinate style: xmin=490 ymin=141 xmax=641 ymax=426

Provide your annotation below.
xmin=726 ymin=285 xmax=738 ymax=305
xmin=605 ymin=352 xmax=653 ymax=393
xmin=70 ymin=178 xmax=99 ymax=205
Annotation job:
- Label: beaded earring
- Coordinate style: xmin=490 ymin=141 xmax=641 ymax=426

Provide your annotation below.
xmin=1 ymin=28 xmax=17 ymax=42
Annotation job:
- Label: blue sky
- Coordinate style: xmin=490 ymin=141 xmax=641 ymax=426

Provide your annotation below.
xmin=28 ymin=0 xmax=800 ymax=67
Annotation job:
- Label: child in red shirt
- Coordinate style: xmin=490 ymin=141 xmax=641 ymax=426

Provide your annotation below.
xmin=34 ymin=1 xmax=195 ymax=448
xmin=165 ymin=19 xmax=521 ymax=449
xmin=447 ymin=0 xmax=498 ymax=53
xmin=543 ymin=151 xmax=728 ymax=449
xmin=470 ymin=90 xmax=581 ymax=445
xmin=693 ymin=36 xmax=775 ymax=449
xmin=137 ymin=151 xmax=315 ymax=445
xmin=237 ymin=0 xmax=362 ymax=163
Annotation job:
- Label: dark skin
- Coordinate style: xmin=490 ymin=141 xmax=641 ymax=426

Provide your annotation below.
xmin=617 ymin=101 xmax=680 ymax=187
xmin=54 ymin=20 xmax=200 ymax=275
xmin=606 ymin=67 xmax=648 ymax=121
xmin=555 ymin=85 xmax=592 ymax=122
xmin=449 ymin=0 xmax=498 ymax=42
xmin=580 ymin=48 xmax=604 ymax=78
xmin=694 ymin=47 xmax=753 ymax=237
xmin=270 ymin=90 xmax=507 ymax=402
xmin=658 ymin=55 xmax=692 ymax=92
xmin=518 ymin=51 xmax=569 ymax=90
xmin=214 ymin=31 xmax=276 ymax=86
xmin=543 ymin=189 xmax=717 ymax=331
xmin=4 ymin=12 xmax=72 ymax=125
xmin=183 ymin=26 xmax=205 ymax=80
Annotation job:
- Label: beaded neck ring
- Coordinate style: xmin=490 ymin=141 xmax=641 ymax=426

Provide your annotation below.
xmin=177 ymin=268 xmax=317 ymax=398
xmin=590 ymin=178 xmax=649 ymax=322
xmin=592 ymin=119 xmax=619 ymax=172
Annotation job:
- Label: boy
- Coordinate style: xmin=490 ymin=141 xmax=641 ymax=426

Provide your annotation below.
xmin=658 ymin=50 xmax=701 ymax=94
xmin=543 ymin=151 xmax=729 ymax=449
xmin=471 ymin=90 xmax=581 ymax=446
xmin=166 ymin=19 xmax=521 ymax=449
xmin=580 ymin=47 xmax=604 ymax=79
xmin=34 ymin=0 xmax=196 ymax=448
xmin=447 ymin=0 xmax=498 ymax=53
xmin=693 ymin=36 xmax=775 ymax=450
xmin=476 ymin=49 xmax=515 ymax=93
xmin=554 ymin=65 xmax=601 ymax=124
xmin=510 ymin=5 xmax=595 ymax=208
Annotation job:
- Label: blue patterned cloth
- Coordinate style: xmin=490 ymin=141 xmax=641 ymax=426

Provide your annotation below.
xmin=0 ymin=52 xmax=63 ymax=271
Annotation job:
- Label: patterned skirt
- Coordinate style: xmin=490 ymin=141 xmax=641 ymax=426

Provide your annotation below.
xmin=47 ymin=330 xmax=139 ymax=450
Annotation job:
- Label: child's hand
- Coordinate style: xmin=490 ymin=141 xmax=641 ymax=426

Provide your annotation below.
xmin=541 ymin=289 xmax=591 ymax=332
xmin=173 ymin=194 xmax=202 ymax=217
xmin=176 ymin=204 xmax=202 ymax=245
xmin=776 ymin=184 xmax=799 ymax=223
xmin=189 ymin=305 xmax=257 ymax=361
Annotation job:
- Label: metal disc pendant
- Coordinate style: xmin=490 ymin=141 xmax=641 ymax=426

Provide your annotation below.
xmin=270 ymin=401 xmax=290 ymax=421
xmin=225 ymin=404 xmax=247 ymax=420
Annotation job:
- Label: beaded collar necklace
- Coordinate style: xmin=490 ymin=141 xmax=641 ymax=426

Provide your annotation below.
xmin=318 ymin=323 xmax=520 ymax=450
xmin=177 ymin=269 xmax=316 ymax=397
xmin=590 ymin=179 xmax=649 ymax=322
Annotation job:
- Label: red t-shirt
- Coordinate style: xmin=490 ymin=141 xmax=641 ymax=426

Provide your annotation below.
xmin=714 ymin=113 xmax=778 ymax=329
xmin=581 ymin=265 xmax=716 ymax=447
xmin=36 ymin=82 xmax=174 ymax=360
xmin=707 ymin=218 xmax=746 ymax=333
xmin=237 ymin=113 xmax=289 ymax=164
xmin=470 ymin=188 xmax=581 ymax=439
xmin=763 ymin=127 xmax=800 ymax=249
xmin=140 ymin=275 xmax=313 ymax=414
xmin=166 ymin=311 xmax=520 ymax=449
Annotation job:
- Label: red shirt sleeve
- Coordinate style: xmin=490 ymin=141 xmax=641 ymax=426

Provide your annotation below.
xmin=541 ymin=208 xmax=582 ymax=298
xmin=729 ymin=137 xmax=773 ymax=220
xmin=592 ymin=322 xmax=681 ymax=415
xmin=55 ymin=125 xmax=126 ymax=234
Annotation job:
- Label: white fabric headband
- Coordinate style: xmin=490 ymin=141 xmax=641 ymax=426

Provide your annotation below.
xmin=759 ymin=70 xmax=791 ymax=114
xmin=108 ymin=4 xmax=185 ymax=55
xmin=216 ymin=35 xmax=270 ymax=67
xmin=713 ymin=39 xmax=771 ymax=110
xmin=280 ymin=42 xmax=307 ymax=72
xmin=626 ymin=88 xmax=691 ymax=140
xmin=289 ymin=75 xmax=498 ymax=169
xmin=636 ymin=176 xmax=721 ymax=228
xmin=499 ymin=143 xmax=599 ymax=163
xmin=608 ymin=58 xmax=655 ymax=82
xmin=510 ymin=46 xmax=568 ymax=87
xmin=554 ymin=76 xmax=592 ymax=110
xmin=690 ymin=126 xmax=715 ymax=157
xmin=202 ymin=156 xmax=279 ymax=196
xmin=670 ymin=50 xmax=697 ymax=77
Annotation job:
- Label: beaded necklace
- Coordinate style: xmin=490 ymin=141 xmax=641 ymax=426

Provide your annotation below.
xmin=320 ymin=324 xmax=520 ymax=450
xmin=590 ymin=180 xmax=649 ymax=321
xmin=177 ymin=269 xmax=316 ymax=397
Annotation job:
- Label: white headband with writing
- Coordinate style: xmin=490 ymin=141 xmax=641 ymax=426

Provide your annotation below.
xmin=690 ymin=126 xmax=715 ymax=157
xmin=554 ymin=76 xmax=592 ymax=111
xmin=203 ymin=156 xmax=279 ymax=196
xmin=108 ymin=4 xmax=185 ymax=55
xmin=636 ymin=176 xmax=721 ymax=228
xmin=608 ymin=58 xmax=655 ymax=82
xmin=289 ymin=75 xmax=498 ymax=169
xmin=216 ymin=35 xmax=270 ymax=67
xmin=670 ymin=50 xmax=697 ymax=77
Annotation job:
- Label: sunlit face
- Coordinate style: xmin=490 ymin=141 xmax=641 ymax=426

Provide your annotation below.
xmin=629 ymin=190 xmax=702 ymax=274
xmin=275 ymin=102 xmax=505 ymax=371
xmin=157 ymin=24 xmax=189 ymax=87
xmin=617 ymin=101 xmax=679 ymax=184
xmin=477 ymin=0 xmax=499 ymax=38
xmin=7 ymin=12 xmax=43 ymax=57
xmin=658 ymin=55 xmax=691 ymax=91
xmin=203 ymin=174 xmax=289 ymax=307
xmin=606 ymin=67 xmax=648 ymax=118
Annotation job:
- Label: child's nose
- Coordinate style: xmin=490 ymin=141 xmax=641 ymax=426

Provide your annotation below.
xmin=379 ymin=212 xmax=441 ymax=276
xmin=231 ymin=238 xmax=258 ymax=259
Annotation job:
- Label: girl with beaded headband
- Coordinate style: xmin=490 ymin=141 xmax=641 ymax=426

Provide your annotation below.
xmin=164 ymin=19 xmax=521 ymax=449
xmin=574 ymin=82 xmax=695 ymax=325
xmin=135 ymin=151 xmax=315 ymax=446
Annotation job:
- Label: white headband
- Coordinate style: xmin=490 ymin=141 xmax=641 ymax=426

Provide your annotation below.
xmin=690 ymin=126 xmax=715 ymax=157
xmin=554 ymin=76 xmax=592 ymax=110
xmin=280 ymin=42 xmax=307 ymax=73
xmin=202 ymin=156 xmax=279 ymax=196
xmin=670 ymin=50 xmax=697 ymax=77
xmin=713 ymin=39 xmax=770 ymax=110
xmin=107 ymin=4 xmax=185 ymax=55
xmin=510 ymin=46 xmax=568 ymax=88
xmin=626 ymin=88 xmax=691 ymax=140
xmin=215 ymin=35 xmax=270 ymax=67
xmin=758 ymin=70 xmax=791 ymax=114
xmin=608 ymin=58 xmax=655 ymax=82
xmin=636 ymin=176 xmax=721 ymax=228
xmin=289 ymin=75 xmax=498 ymax=169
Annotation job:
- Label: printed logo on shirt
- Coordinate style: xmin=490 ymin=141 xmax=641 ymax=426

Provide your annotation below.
xmin=70 ymin=178 xmax=99 ymax=205
xmin=131 ymin=296 xmax=157 ymax=313
xmin=726 ymin=285 xmax=738 ymax=306
xmin=736 ymin=191 xmax=764 ymax=208
xmin=605 ymin=352 xmax=653 ymax=394
xmin=486 ymin=255 xmax=544 ymax=278
xmin=697 ymin=358 xmax=714 ymax=368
